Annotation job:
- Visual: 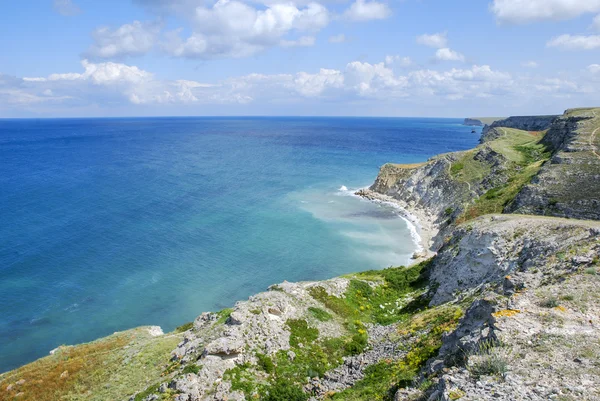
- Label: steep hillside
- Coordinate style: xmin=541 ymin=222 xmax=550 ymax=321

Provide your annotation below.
xmin=508 ymin=108 xmax=600 ymax=220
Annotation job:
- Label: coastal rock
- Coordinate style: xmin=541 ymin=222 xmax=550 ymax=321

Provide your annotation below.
xmin=427 ymin=214 xmax=600 ymax=305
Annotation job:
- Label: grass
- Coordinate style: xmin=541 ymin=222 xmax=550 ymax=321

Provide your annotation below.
xmin=216 ymin=308 xmax=234 ymax=324
xmin=174 ymin=322 xmax=193 ymax=333
xmin=450 ymin=150 xmax=491 ymax=184
xmin=308 ymin=306 xmax=333 ymax=322
xmin=467 ymin=341 xmax=510 ymax=379
xmin=452 ymin=128 xmax=553 ymax=223
xmin=286 ymin=319 xmax=320 ymax=347
xmin=0 ymin=328 xmax=182 ymax=401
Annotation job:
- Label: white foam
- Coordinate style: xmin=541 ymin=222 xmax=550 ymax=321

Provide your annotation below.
xmin=351 ymin=190 xmax=424 ymax=255
xmin=339 ymin=185 xmax=348 ymax=191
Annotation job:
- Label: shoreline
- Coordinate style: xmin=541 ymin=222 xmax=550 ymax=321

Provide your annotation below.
xmin=354 ymin=188 xmax=439 ymax=264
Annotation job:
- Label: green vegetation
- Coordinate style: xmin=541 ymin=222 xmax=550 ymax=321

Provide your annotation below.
xmin=287 ymin=319 xmax=320 ymax=347
xmin=216 ymin=308 xmax=234 ymax=324
xmin=456 ymin=128 xmax=552 ymax=223
xmin=450 ymin=151 xmax=490 ymax=183
xmin=0 ymin=328 xmax=183 ymax=401
xmin=263 ymin=379 xmax=309 ymax=401
xmin=308 ymin=306 xmax=333 ymax=322
xmin=182 ymin=364 xmax=201 ymax=375
xmin=174 ymin=322 xmax=193 ymax=333
xmin=256 ymin=353 xmax=275 ymax=374
xmin=329 ymin=305 xmax=464 ymax=400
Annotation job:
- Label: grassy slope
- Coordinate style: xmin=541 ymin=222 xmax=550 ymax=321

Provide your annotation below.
xmin=454 ymin=127 xmax=552 ymax=223
xmin=0 ymin=328 xmax=183 ymax=401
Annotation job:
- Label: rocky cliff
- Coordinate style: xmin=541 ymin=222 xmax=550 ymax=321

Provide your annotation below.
xmin=463 ymin=118 xmax=483 ymax=127
xmin=1 ymin=108 xmax=599 ymax=401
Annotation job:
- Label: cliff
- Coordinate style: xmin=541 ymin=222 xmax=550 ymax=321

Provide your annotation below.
xmin=1 ymin=108 xmax=599 ymax=401
xmin=463 ymin=118 xmax=483 ymax=127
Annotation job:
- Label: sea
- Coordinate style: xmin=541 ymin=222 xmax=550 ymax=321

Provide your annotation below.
xmin=0 ymin=117 xmax=480 ymax=372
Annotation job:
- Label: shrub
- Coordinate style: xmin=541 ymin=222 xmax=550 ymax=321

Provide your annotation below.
xmin=174 ymin=322 xmax=193 ymax=333
xmin=467 ymin=341 xmax=509 ymax=379
xmin=344 ymin=333 xmax=368 ymax=356
xmin=182 ymin=364 xmax=201 ymax=375
xmin=286 ymin=319 xmax=319 ymax=347
xmin=256 ymin=353 xmax=275 ymax=374
xmin=263 ymin=379 xmax=308 ymax=401
xmin=585 ymin=267 xmax=597 ymax=275
xmin=539 ymin=297 xmax=559 ymax=308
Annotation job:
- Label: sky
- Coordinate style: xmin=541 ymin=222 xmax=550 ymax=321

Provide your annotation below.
xmin=2 ymin=0 xmax=600 ymax=117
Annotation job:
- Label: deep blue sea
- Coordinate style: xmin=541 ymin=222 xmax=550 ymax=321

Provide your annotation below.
xmin=0 ymin=117 xmax=480 ymax=372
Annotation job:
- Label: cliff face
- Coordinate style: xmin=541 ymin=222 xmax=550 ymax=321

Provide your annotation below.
xmin=2 ymin=108 xmax=600 ymax=401
xmin=507 ymin=108 xmax=600 ymax=220
xmin=463 ymin=118 xmax=483 ymax=127
xmin=479 ymin=115 xmax=557 ymax=144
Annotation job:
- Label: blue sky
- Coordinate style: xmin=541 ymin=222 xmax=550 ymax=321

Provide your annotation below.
xmin=2 ymin=0 xmax=600 ymax=117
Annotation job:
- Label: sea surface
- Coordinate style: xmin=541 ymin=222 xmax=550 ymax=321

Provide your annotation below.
xmin=0 ymin=117 xmax=480 ymax=371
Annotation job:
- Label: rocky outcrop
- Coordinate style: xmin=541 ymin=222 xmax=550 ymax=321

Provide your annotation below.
xmin=508 ymin=109 xmax=600 ymax=220
xmin=426 ymin=214 xmax=600 ymax=305
xmin=463 ymin=118 xmax=483 ymax=127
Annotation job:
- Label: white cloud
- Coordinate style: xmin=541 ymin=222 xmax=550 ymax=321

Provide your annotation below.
xmin=280 ymin=36 xmax=316 ymax=48
xmin=588 ymin=64 xmax=600 ymax=73
xmin=384 ymin=55 xmax=413 ymax=67
xmin=163 ymin=0 xmax=330 ymax=58
xmin=294 ymin=68 xmax=344 ymax=96
xmin=11 ymin=56 xmax=600 ymax=115
xmin=88 ymin=21 xmax=161 ymax=58
xmin=343 ymin=0 xmax=391 ymax=21
xmin=416 ymin=32 xmax=447 ymax=48
xmin=328 ymin=34 xmax=347 ymax=43
xmin=522 ymin=61 xmax=539 ymax=68
xmin=53 ymin=0 xmax=81 ymax=16
xmin=491 ymin=0 xmax=600 ymax=23
xmin=547 ymin=34 xmax=600 ymax=50
xmin=435 ymin=48 xmax=465 ymax=62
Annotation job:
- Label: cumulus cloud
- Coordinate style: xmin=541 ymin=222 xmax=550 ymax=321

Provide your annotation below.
xmin=162 ymin=0 xmax=329 ymax=58
xmin=294 ymin=68 xmax=344 ymax=96
xmin=343 ymin=0 xmax=391 ymax=21
xmin=435 ymin=48 xmax=465 ymax=62
xmin=53 ymin=0 xmax=81 ymax=16
xmin=491 ymin=0 xmax=600 ymax=24
xmin=416 ymin=32 xmax=447 ymax=48
xmin=87 ymin=21 xmax=161 ymax=59
xmin=10 ymin=55 xmax=600 ymax=116
xmin=547 ymin=34 xmax=600 ymax=50
xmin=328 ymin=34 xmax=347 ymax=43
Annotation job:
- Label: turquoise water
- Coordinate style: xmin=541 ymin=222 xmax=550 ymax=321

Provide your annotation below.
xmin=0 ymin=117 xmax=480 ymax=371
